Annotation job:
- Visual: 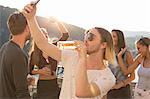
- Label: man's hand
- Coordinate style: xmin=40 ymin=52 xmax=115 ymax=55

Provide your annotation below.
xmin=75 ymin=41 xmax=87 ymax=59
xmin=22 ymin=3 xmax=37 ymax=20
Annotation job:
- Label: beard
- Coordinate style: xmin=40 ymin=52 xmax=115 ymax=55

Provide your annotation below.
xmin=87 ymin=45 xmax=100 ymax=55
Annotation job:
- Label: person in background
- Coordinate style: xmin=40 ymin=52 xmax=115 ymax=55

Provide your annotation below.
xmin=0 ymin=12 xmax=31 ymax=99
xmin=117 ymin=37 xmax=150 ymax=99
xmin=22 ymin=4 xmax=116 ymax=99
xmin=107 ymin=29 xmax=135 ymax=99
xmin=29 ymin=19 xmax=69 ymax=99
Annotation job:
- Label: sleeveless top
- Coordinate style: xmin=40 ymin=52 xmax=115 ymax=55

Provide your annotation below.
xmin=137 ymin=60 xmax=150 ymax=90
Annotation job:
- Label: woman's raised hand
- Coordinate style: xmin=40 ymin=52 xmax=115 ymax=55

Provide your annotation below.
xmin=117 ymin=47 xmax=127 ymax=58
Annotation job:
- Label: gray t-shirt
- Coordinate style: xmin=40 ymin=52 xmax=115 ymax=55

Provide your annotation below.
xmin=0 ymin=41 xmax=30 ymax=99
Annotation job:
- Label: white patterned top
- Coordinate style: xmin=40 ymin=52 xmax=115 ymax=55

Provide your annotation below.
xmin=59 ymin=49 xmax=116 ymax=99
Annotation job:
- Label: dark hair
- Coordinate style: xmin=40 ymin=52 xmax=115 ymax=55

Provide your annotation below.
xmin=137 ymin=37 xmax=150 ymax=47
xmin=7 ymin=12 xmax=27 ymax=35
xmin=112 ymin=29 xmax=126 ymax=52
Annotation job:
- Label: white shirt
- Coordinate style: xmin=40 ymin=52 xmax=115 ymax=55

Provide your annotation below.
xmin=59 ymin=49 xmax=116 ymax=99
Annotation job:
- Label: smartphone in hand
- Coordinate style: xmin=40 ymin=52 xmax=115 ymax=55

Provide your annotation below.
xmin=31 ymin=0 xmax=40 ymax=6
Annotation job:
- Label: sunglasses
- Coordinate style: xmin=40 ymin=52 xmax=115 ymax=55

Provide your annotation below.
xmin=84 ymin=32 xmax=96 ymax=41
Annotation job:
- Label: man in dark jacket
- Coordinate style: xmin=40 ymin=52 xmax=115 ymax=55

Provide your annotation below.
xmin=0 ymin=12 xmax=31 ymax=99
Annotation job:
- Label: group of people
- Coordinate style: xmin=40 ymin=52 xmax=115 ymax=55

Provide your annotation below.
xmin=0 ymin=3 xmax=150 ymax=99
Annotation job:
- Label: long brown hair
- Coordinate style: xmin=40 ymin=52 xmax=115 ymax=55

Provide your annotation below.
xmin=112 ymin=29 xmax=126 ymax=52
xmin=30 ymin=42 xmax=43 ymax=66
xmin=95 ymin=27 xmax=115 ymax=64
xmin=30 ymin=28 xmax=49 ymax=66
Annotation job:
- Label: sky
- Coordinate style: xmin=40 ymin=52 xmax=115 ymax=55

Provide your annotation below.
xmin=0 ymin=0 xmax=150 ymax=32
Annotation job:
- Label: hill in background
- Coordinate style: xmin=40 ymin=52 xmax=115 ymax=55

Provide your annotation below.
xmin=123 ymin=31 xmax=150 ymax=37
xmin=0 ymin=5 xmax=85 ymax=48
xmin=0 ymin=5 xmax=150 ymax=52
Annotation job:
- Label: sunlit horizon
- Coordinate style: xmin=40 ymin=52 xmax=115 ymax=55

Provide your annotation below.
xmin=1 ymin=0 xmax=149 ymax=83
xmin=0 ymin=0 xmax=150 ymax=32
